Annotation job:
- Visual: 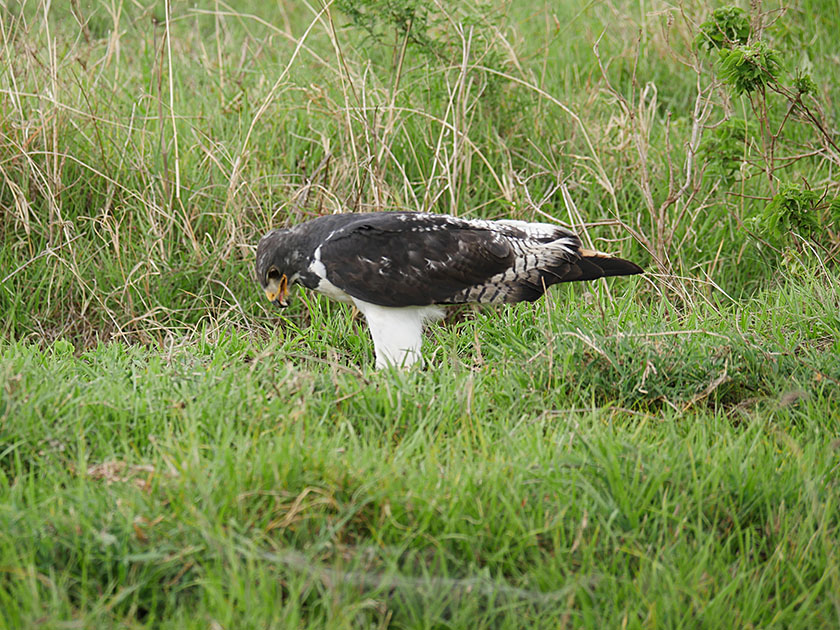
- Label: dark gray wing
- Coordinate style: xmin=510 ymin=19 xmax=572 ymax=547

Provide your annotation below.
xmin=315 ymin=212 xmax=641 ymax=307
xmin=318 ymin=213 xmax=519 ymax=307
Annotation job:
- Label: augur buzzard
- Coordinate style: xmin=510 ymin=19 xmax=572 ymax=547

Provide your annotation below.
xmin=256 ymin=211 xmax=642 ymax=368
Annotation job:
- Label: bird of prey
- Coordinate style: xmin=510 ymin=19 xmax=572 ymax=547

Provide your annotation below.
xmin=256 ymin=211 xmax=642 ymax=368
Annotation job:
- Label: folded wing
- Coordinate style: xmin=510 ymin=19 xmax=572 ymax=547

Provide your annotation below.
xmin=317 ymin=213 xmax=640 ymax=307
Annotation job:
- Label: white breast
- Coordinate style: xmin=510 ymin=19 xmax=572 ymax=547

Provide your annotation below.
xmin=351 ymin=298 xmax=445 ymax=368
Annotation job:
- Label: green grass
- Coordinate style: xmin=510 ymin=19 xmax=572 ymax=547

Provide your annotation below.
xmin=1 ymin=0 xmax=840 ymax=627
xmin=2 ymin=276 xmax=839 ymax=628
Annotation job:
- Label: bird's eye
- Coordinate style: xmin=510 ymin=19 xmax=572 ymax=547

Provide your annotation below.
xmin=267 ymin=267 xmax=282 ymax=283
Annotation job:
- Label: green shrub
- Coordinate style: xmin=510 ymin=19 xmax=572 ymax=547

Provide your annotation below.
xmin=716 ymin=40 xmax=782 ymax=96
xmin=754 ymin=182 xmax=834 ymax=244
xmin=699 ymin=118 xmax=757 ymax=182
xmin=335 ymin=0 xmax=442 ymax=56
xmin=792 ymin=69 xmax=818 ymax=96
xmin=694 ymin=6 xmax=751 ymax=53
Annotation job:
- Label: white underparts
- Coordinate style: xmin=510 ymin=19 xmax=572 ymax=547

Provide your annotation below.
xmin=351 ymin=298 xmax=444 ymax=368
xmin=309 ymin=247 xmax=444 ymax=368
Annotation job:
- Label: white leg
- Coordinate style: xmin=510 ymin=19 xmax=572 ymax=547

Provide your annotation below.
xmin=351 ymin=299 xmax=444 ymax=368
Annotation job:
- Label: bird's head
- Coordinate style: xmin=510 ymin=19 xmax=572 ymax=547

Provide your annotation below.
xmin=256 ymin=229 xmax=296 ymax=308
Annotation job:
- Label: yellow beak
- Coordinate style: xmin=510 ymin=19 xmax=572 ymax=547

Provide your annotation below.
xmin=265 ymin=274 xmax=289 ymax=308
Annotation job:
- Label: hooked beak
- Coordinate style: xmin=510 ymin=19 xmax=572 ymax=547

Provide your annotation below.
xmin=264 ymin=274 xmax=289 ymax=308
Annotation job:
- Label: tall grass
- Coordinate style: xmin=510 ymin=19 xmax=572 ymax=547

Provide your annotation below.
xmin=1 ymin=0 xmax=839 ymax=627
xmin=2 ymin=0 xmax=836 ymax=345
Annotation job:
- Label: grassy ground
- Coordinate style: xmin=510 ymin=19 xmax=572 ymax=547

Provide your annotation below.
xmin=1 ymin=0 xmax=839 ymax=627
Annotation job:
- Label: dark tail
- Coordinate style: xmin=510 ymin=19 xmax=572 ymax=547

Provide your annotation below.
xmin=551 ymin=248 xmax=644 ymax=284
xmin=510 ymin=248 xmax=644 ymax=303
xmin=580 ymin=248 xmax=644 ymax=277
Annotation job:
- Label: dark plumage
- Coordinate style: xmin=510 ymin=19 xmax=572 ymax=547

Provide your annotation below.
xmin=256 ymin=211 xmax=642 ymax=367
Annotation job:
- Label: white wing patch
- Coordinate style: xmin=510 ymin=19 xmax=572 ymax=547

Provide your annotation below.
xmin=308 ymin=246 xmax=354 ymax=303
xmin=492 ymin=219 xmax=561 ymax=240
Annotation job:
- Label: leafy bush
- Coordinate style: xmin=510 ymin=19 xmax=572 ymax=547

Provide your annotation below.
xmin=699 ymin=118 xmax=757 ymax=182
xmin=792 ymin=69 xmax=818 ymax=96
xmin=694 ymin=6 xmax=751 ymax=53
xmin=716 ymin=40 xmax=782 ymax=96
xmin=335 ymin=0 xmax=441 ymax=56
xmin=753 ymin=183 xmax=840 ymax=247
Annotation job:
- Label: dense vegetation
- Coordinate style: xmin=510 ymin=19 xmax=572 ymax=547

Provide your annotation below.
xmin=1 ymin=1 xmax=838 ymax=627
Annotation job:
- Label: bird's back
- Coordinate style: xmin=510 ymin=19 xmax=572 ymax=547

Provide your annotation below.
xmin=301 ymin=212 xmax=641 ymax=307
